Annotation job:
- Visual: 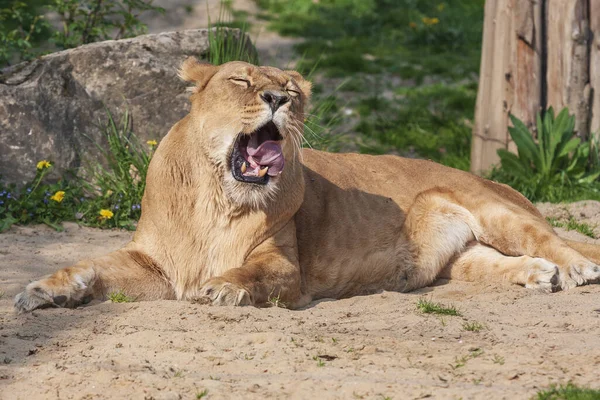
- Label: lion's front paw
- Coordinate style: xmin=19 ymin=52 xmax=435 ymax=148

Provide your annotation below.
xmin=558 ymin=261 xmax=600 ymax=290
xmin=197 ymin=278 xmax=252 ymax=306
xmin=14 ymin=273 xmax=93 ymax=313
xmin=524 ymin=258 xmax=559 ymax=293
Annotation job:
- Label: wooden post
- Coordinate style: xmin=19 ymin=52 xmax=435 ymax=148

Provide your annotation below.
xmin=471 ymin=0 xmax=542 ymax=174
xmin=471 ymin=0 xmax=598 ymax=174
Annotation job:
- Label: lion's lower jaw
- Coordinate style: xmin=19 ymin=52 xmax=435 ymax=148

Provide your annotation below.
xmin=223 ymin=174 xmax=281 ymax=210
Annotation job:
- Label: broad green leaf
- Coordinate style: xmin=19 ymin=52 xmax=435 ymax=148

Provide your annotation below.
xmin=508 ymin=114 xmax=540 ymax=170
xmin=557 ymin=137 xmax=580 ymax=158
xmin=497 ymin=149 xmax=530 ymax=180
xmin=578 ymin=171 xmax=600 ymax=184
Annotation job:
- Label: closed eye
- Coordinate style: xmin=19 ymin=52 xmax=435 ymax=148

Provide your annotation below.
xmin=286 ymin=88 xmax=301 ymax=97
xmin=229 ymin=77 xmax=251 ymax=88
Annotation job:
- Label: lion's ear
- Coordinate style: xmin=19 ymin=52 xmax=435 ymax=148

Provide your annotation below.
xmin=179 ymin=57 xmax=219 ymax=92
xmin=285 ymin=70 xmax=312 ymax=100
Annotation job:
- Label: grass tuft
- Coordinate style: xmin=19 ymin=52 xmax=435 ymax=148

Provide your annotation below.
xmin=196 ymin=389 xmax=209 ymax=399
xmin=417 ymin=298 xmax=461 ymax=316
xmin=107 ymin=291 xmax=135 ymax=303
xmin=547 ymin=217 xmax=596 ymax=239
xmin=463 ymin=321 xmax=485 ymax=332
xmin=536 ymin=383 xmax=600 ymax=400
xmin=206 ymin=2 xmax=258 ymax=65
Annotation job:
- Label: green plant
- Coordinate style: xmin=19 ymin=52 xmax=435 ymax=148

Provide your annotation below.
xmin=0 ymin=0 xmax=163 ymax=67
xmin=417 ymin=298 xmax=461 ymax=316
xmin=547 ymin=217 xmax=596 ymax=239
xmin=462 ymin=321 xmax=485 ymax=332
xmin=0 ymin=110 xmax=155 ymax=232
xmin=196 ymin=389 xmax=209 ymax=399
xmin=267 ymin=291 xmax=287 ymax=308
xmin=312 ymin=355 xmax=326 ymax=367
xmin=356 ymin=81 xmax=475 ymax=170
xmin=0 ymin=164 xmax=84 ymax=232
xmin=0 ymin=1 xmax=49 ymax=66
xmin=107 ymin=290 xmax=135 ymax=303
xmin=49 ymin=0 xmax=164 ymax=50
xmin=206 ymin=2 xmax=258 ymax=65
xmin=535 ymin=383 xmax=600 ymax=400
xmin=80 ymin=109 xmax=154 ymax=229
xmin=491 ymin=107 xmax=600 ymax=202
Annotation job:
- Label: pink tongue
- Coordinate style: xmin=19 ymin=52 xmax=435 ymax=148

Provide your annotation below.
xmin=247 ymin=140 xmax=284 ymax=176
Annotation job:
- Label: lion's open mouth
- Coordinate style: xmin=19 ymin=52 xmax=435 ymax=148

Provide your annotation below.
xmin=230 ymin=121 xmax=284 ymax=184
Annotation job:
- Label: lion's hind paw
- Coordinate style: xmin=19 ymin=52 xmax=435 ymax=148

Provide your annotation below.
xmin=524 ymin=258 xmax=559 ymax=293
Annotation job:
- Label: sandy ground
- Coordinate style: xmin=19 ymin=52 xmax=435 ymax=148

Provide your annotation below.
xmin=1 ymin=202 xmax=600 ymax=399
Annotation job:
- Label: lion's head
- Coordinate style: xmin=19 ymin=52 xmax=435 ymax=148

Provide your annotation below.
xmin=179 ymin=58 xmax=312 ymax=208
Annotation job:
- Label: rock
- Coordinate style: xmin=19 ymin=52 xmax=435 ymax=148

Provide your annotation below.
xmin=0 ymin=29 xmax=257 ymax=184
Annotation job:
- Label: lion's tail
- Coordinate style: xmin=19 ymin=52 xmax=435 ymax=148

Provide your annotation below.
xmin=565 ymin=239 xmax=600 ymax=264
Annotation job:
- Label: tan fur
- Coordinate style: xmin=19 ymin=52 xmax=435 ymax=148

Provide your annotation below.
xmin=14 ymin=61 xmax=600 ymax=313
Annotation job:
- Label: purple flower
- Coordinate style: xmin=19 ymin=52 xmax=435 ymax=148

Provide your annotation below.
xmin=0 ymin=200 xmax=4 ymax=205
xmin=114 ymin=205 xmax=119 ymax=210
xmin=6 ymin=193 xmax=11 ymax=199
xmin=0 ymin=191 xmax=6 ymax=196
xmin=26 ymin=188 xmax=32 ymax=193
xmin=43 ymin=198 xmax=49 ymax=204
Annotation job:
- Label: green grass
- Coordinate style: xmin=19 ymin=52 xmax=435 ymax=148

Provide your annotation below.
xmin=196 ymin=389 xmax=209 ymax=399
xmin=535 ymin=383 xmax=600 ymax=400
xmin=355 ymin=81 xmax=476 ymax=170
xmin=547 ymin=217 xmax=596 ymax=239
xmin=462 ymin=321 xmax=485 ymax=332
xmin=312 ymin=355 xmax=326 ymax=367
xmin=107 ymin=291 xmax=135 ymax=303
xmin=207 ymin=2 xmax=258 ymax=66
xmin=417 ymin=298 xmax=461 ymax=316
xmin=267 ymin=292 xmax=287 ymax=308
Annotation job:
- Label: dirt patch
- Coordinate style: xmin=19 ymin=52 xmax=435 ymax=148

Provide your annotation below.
xmin=1 ymin=204 xmax=600 ymax=399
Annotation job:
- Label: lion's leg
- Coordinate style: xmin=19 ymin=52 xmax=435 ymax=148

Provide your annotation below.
xmin=197 ymin=220 xmax=310 ymax=308
xmin=14 ymin=247 xmax=175 ymax=313
xmin=401 ymin=189 xmax=480 ymax=291
xmin=439 ymin=243 xmax=559 ymax=292
xmin=469 ymin=201 xmax=600 ymax=289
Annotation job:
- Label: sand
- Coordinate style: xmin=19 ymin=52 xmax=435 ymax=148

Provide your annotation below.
xmin=1 ymin=202 xmax=600 ymax=399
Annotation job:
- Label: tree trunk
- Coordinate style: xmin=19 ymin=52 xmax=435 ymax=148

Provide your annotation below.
xmin=471 ymin=0 xmax=597 ymax=174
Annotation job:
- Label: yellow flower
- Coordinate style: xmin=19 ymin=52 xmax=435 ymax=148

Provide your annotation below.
xmin=437 ymin=3 xmax=446 ymax=11
xmin=50 ymin=191 xmax=65 ymax=203
xmin=409 ymin=21 xmax=417 ymax=28
xmin=147 ymin=140 xmax=158 ymax=147
xmin=99 ymin=209 xmax=114 ymax=220
xmin=36 ymin=160 xmax=51 ymax=170
xmin=422 ymin=16 xmax=440 ymax=25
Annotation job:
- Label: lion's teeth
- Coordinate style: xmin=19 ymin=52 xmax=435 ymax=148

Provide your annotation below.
xmin=241 ymin=162 xmax=247 ymax=174
xmin=258 ymin=166 xmax=269 ymax=177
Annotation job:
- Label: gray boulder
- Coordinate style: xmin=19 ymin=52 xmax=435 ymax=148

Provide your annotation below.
xmin=0 ymin=29 xmax=257 ymax=184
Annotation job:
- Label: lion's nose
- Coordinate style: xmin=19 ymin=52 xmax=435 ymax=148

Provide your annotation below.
xmin=260 ymin=91 xmax=290 ymax=113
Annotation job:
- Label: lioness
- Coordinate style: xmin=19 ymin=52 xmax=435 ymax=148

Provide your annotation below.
xmin=14 ymin=59 xmax=600 ymax=312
